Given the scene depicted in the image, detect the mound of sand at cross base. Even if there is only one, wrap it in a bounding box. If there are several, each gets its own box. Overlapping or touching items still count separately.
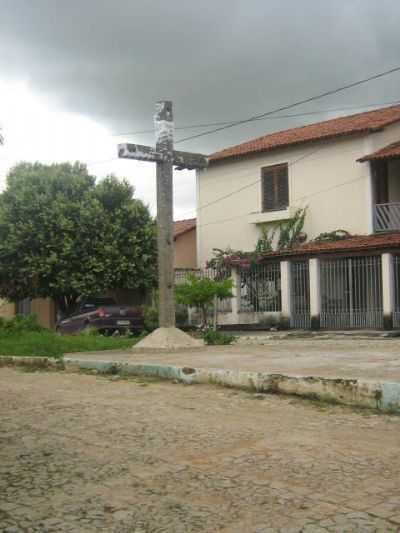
[133,327,204,352]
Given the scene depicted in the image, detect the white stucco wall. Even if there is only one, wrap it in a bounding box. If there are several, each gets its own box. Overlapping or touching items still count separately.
[197,122,400,266]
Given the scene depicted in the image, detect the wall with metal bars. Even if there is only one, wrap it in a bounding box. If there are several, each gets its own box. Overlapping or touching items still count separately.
[238,263,282,313]
[320,256,383,329]
[290,261,311,329]
[175,253,393,330]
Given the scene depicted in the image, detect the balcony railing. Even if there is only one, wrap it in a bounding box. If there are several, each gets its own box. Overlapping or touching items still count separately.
[374,202,400,232]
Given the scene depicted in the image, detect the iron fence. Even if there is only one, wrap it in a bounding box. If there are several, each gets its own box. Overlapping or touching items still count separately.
[174,268,200,285]
[290,261,311,329]
[239,263,281,313]
[320,256,383,329]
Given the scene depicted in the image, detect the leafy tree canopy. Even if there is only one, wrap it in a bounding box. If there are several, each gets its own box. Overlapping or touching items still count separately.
[176,275,233,326]
[0,162,157,314]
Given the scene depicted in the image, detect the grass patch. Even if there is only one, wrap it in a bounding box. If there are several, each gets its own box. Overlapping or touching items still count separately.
[0,330,136,358]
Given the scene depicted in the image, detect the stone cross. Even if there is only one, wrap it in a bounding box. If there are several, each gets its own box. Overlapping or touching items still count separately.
[118,101,208,328]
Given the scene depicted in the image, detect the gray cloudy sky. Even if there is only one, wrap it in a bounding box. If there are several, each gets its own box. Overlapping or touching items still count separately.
[1,0,400,218]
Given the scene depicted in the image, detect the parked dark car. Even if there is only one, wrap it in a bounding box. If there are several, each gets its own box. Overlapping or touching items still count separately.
[56,297,144,335]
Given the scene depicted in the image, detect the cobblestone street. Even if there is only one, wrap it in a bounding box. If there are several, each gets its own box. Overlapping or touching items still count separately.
[1,368,400,533]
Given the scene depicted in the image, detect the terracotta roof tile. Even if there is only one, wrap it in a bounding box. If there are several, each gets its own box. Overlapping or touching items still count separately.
[358,140,400,162]
[268,233,400,259]
[174,218,196,239]
[228,233,400,263]
[210,104,400,163]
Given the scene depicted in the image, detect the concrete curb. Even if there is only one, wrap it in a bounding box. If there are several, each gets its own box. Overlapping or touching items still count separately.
[0,356,62,370]
[2,355,399,413]
[62,358,400,414]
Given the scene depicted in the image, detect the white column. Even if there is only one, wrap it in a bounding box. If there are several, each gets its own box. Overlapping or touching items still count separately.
[230,267,241,323]
[280,261,292,320]
[195,169,202,267]
[382,253,394,329]
[363,137,375,235]
[309,258,321,329]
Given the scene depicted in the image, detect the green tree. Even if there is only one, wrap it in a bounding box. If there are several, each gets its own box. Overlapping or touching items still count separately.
[175,275,233,328]
[0,162,156,315]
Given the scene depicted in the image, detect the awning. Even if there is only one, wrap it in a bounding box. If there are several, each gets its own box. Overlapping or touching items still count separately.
[358,140,400,162]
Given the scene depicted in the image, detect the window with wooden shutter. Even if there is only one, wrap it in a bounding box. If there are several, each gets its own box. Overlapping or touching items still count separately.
[261,163,289,212]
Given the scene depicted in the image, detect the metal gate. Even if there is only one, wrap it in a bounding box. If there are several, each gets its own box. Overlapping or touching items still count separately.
[290,261,311,328]
[393,256,400,328]
[320,256,383,329]
[239,263,281,313]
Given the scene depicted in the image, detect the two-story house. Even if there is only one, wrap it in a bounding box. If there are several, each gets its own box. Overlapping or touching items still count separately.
[196,104,400,330]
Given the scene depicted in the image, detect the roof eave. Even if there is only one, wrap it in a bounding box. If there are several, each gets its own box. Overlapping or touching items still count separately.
[255,241,400,261]
[209,128,380,166]
[174,226,196,240]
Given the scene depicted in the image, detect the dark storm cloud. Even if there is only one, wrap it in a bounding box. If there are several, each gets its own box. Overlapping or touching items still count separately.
[1,0,400,154]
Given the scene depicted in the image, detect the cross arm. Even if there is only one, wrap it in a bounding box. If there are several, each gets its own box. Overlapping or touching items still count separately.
[118,143,163,162]
[118,143,208,170]
[173,150,208,170]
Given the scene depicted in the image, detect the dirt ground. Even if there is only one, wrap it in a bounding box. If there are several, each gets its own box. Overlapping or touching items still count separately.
[1,368,400,532]
[68,336,400,382]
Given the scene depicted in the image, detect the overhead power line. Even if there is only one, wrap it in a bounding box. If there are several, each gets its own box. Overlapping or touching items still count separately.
[71,67,400,221]
[174,65,400,144]
[111,99,400,138]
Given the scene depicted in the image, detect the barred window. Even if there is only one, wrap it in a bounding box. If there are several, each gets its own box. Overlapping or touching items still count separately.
[262,163,289,212]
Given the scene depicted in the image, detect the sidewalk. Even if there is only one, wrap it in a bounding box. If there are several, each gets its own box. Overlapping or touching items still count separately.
[66,336,400,382]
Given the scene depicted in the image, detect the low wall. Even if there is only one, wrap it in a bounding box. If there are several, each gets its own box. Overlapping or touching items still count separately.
[218,311,283,327]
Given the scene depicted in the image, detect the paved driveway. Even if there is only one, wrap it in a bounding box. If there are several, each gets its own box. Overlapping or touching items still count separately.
[1,368,400,532]
[69,336,400,382]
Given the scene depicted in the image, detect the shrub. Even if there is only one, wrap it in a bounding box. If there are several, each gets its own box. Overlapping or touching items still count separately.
[144,306,159,332]
[0,314,45,335]
[201,326,236,345]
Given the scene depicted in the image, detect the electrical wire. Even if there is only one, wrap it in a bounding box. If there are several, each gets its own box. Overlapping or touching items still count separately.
[174,65,400,144]
[111,99,400,138]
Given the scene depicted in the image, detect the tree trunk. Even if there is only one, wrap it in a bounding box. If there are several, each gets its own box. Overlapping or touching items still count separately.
[201,305,208,328]
[213,295,218,331]
[56,294,79,318]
